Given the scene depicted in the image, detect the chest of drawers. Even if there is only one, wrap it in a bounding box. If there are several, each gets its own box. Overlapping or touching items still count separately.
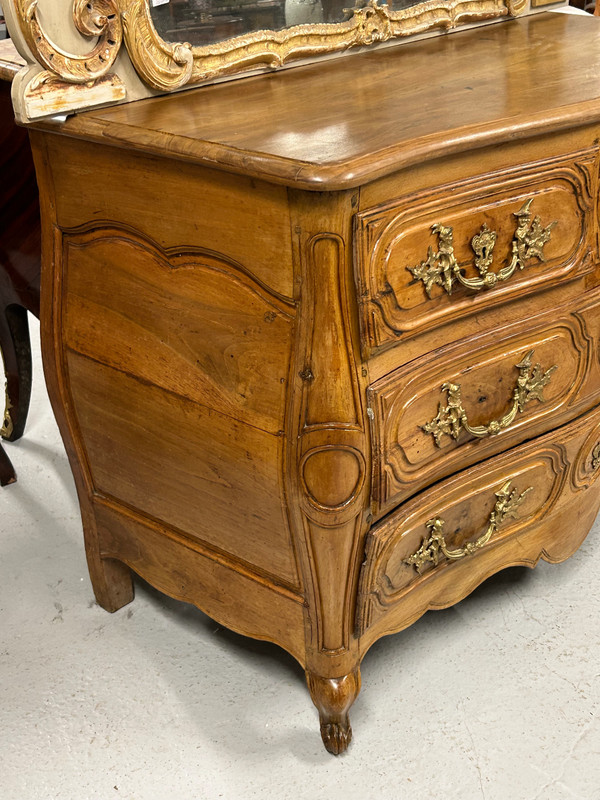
[27,11,600,754]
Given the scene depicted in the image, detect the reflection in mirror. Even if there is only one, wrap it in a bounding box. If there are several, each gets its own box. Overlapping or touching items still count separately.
[150,0,423,48]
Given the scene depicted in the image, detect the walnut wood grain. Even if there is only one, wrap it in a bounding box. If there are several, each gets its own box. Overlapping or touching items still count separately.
[355,149,598,355]
[369,290,600,516]
[357,403,600,646]
[24,10,600,754]
[26,13,600,190]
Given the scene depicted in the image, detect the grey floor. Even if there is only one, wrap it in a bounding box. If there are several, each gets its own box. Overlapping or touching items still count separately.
[1,318,600,800]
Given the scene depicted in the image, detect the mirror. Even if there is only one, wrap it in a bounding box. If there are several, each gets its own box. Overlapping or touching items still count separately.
[4,0,530,122]
[137,0,526,93]
[150,0,424,48]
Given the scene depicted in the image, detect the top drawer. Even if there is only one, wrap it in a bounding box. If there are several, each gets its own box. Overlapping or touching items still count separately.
[354,149,598,357]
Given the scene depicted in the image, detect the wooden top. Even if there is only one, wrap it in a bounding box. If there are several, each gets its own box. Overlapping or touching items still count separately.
[0,39,25,82]
[32,12,600,190]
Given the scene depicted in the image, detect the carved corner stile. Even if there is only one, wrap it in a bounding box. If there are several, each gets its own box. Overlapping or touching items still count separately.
[285,192,370,753]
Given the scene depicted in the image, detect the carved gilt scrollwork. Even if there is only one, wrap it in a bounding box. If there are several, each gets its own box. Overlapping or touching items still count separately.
[407,199,557,298]
[404,480,532,574]
[422,349,557,447]
[14,0,123,83]
[1,391,14,439]
[118,0,522,91]
[7,0,526,111]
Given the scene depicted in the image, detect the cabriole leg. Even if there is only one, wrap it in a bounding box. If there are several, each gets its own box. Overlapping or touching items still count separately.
[306,667,361,755]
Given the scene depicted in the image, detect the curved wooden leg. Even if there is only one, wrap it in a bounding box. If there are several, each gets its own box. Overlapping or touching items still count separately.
[80,500,135,613]
[87,552,134,613]
[1,304,32,443]
[306,667,361,755]
[0,442,16,486]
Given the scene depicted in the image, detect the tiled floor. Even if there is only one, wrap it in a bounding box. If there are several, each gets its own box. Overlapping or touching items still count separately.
[1,319,600,800]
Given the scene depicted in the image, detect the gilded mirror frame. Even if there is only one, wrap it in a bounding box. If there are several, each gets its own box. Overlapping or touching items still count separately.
[119,0,527,90]
[5,0,530,121]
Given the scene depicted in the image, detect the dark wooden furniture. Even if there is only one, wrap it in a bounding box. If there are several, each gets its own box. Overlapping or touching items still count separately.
[0,40,41,485]
[25,11,600,753]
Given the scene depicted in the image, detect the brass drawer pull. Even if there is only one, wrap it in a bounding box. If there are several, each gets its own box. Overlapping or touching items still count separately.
[404,481,532,574]
[407,199,556,298]
[423,349,557,447]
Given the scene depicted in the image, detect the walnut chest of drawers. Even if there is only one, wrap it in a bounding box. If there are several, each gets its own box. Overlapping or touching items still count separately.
[28,11,600,754]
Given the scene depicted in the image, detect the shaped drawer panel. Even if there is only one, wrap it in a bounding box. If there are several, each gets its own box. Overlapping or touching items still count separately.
[369,291,600,517]
[355,149,598,356]
[357,403,600,637]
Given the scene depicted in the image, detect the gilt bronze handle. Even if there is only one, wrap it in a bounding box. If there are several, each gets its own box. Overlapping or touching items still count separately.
[407,199,556,298]
[422,349,557,447]
[404,481,533,574]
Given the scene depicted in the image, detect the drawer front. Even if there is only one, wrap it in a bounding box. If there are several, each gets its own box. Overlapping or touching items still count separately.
[355,149,598,356]
[369,291,600,516]
[357,404,600,637]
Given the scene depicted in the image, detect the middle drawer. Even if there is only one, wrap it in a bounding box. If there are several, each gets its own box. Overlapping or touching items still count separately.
[369,290,600,517]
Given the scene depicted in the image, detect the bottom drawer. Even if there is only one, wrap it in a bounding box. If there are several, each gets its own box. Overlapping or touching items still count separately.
[356,404,600,639]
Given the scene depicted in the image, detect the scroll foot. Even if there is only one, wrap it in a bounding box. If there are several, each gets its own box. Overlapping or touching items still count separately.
[306,667,361,755]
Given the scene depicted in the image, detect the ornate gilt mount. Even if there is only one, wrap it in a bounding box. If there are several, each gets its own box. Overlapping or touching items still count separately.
[423,349,557,447]
[407,199,557,298]
[404,480,532,574]
[1,390,14,439]
[591,443,600,471]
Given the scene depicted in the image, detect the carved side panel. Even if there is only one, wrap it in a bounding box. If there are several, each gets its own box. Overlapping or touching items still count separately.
[60,222,300,587]
[286,195,370,675]
[355,150,598,356]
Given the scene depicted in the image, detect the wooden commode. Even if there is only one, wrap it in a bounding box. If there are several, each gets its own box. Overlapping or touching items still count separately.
[11,10,600,753]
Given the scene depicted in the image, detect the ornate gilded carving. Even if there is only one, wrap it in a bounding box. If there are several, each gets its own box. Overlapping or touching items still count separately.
[404,480,532,573]
[1,390,14,439]
[118,0,520,91]
[13,0,123,83]
[423,349,557,447]
[5,0,529,117]
[407,199,557,298]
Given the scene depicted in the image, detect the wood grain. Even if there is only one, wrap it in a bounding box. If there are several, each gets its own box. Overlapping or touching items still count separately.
[355,148,598,355]
[369,290,600,515]
[358,403,600,645]
[25,10,600,754]
[26,13,600,190]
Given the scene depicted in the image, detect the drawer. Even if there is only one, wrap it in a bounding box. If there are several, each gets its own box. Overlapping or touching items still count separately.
[369,291,600,517]
[354,149,598,357]
[357,403,600,638]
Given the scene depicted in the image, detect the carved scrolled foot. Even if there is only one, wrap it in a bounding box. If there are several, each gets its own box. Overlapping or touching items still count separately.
[306,667,361,755]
